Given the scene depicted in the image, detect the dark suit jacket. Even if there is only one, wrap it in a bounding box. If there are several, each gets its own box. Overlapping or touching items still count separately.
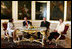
[23,21,32,26]
[40,21,50,29]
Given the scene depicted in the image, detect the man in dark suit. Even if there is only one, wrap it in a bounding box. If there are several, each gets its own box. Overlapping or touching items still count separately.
[40,17,50,29]
[23,17,32,38]
[23,17,32,27]
[37,17,50,39]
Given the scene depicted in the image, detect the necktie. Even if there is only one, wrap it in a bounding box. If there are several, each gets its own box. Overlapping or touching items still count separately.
[26,22,28,26]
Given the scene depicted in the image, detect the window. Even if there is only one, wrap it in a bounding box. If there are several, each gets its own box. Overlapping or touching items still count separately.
[66,1,71,21]
[18,1,31,20]
[50,1,64,20]
[35,2,47,20]
[1,1,12,19]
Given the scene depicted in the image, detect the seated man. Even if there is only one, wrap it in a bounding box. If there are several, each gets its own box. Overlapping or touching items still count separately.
[23,17,32,38]
[48,19,65,44]
[23,17,32,27]
[40,17,50,29]
[37,17,50,39]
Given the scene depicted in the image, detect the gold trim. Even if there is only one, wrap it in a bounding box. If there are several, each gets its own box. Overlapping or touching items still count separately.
[1,19,9,20]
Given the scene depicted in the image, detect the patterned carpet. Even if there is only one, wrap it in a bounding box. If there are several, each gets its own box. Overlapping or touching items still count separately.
[1,37,64,48]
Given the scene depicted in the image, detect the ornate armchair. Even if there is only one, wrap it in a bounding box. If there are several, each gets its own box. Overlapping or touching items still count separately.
[15,29,23,41]
[2,22,10,41]
[54,24,69,47]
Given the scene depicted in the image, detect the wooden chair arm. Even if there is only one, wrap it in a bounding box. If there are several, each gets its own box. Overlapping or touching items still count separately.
[55,34,61,42]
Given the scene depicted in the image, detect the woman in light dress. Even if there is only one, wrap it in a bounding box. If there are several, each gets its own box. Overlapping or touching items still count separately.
[7,19,15,37]
[7,19,23,42]
[7,19,17,42]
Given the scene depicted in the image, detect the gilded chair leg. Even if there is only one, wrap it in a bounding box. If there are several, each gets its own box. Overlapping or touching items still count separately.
[4,35,6,40]
[18,36,20,41]
[4,31,7,39]
[56,43,57,46]
[22,36,24,40]
[55,41,58,47]
[8,37,10,42]
[42,42,44,47]
[7,34,10,42]
[42,35,45,47]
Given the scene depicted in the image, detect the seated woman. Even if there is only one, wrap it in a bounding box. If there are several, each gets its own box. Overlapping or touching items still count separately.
[48,19,65,44]
[7,19,17,42]
[7,19,15,37]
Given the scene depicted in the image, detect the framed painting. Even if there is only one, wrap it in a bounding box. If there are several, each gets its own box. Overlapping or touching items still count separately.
[50,1,64,20]
[1,1,12,19]
[18,1,31,20]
